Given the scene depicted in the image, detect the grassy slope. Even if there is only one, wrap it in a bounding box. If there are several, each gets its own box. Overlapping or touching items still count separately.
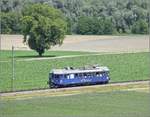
[0,51,149,92]
[0,50,92,61]
[0,91,150,117]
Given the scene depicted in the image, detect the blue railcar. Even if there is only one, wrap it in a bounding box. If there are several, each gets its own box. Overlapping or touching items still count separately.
[48,65,110,88]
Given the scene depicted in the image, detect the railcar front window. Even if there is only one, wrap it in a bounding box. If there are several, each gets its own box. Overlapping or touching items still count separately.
[49,73,52,78]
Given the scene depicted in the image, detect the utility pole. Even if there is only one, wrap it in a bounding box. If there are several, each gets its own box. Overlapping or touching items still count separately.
[0,0,1,51]
[148,0,150,94]
[11,46,15,91]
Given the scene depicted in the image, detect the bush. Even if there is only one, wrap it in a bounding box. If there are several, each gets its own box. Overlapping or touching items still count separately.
[77,17,115,35]
[132,20,148,34]
[1,12,22,34]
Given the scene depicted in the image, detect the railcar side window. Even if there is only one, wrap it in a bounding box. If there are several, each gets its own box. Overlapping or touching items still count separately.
[99,74,102,77]
[87,73,92,77]
[70,74,74,79]
[64,74,68,78]
[92,72,96,77]
[96,72,99,77]
[91,72,96,77]
[65,74,70,79]
[84,73,87,78]
[75,74,78,78]
[54,74,60,78]
[79,73,83,77]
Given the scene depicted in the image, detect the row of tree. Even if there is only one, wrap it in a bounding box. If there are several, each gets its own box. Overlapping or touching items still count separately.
[77,17,115,35]
[1,0,149,35]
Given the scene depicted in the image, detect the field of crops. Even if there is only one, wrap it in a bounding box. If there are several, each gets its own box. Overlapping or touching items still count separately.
[0,91,149,117]
[0,50,149,92]
[1,35,149,52]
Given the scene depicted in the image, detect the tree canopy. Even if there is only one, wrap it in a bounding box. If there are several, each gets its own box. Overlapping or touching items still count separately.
[21,4,67,56]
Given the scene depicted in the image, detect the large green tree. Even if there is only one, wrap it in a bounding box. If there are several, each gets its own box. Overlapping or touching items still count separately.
[21,4,67,56]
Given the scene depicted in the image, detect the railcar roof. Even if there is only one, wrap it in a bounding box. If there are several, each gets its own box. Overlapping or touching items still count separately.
[51,66,109,74]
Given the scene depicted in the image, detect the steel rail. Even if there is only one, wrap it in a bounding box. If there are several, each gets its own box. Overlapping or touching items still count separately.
[0,79,149,94]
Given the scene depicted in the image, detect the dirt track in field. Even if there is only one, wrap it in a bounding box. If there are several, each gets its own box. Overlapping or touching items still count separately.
[1,35,149,53]
[0,80,149,100]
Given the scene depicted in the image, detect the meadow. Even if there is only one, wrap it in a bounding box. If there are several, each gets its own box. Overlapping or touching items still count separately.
[0,50,149,92]
[0,50,92,61]
[0,91,150,117]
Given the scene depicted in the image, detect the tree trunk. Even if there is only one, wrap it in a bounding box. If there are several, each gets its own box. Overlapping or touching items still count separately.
[37,48,44,57]
[39,52,42,57]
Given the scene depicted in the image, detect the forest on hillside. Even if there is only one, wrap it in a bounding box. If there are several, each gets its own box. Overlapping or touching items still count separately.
[1,0,149,35]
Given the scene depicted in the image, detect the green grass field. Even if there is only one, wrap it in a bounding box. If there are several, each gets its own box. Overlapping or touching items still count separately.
[0,91,149,117]
[0,51,149,92]
[0,50,92,61]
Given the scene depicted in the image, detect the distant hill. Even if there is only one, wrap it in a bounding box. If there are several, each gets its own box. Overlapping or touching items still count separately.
[1,0,148,35]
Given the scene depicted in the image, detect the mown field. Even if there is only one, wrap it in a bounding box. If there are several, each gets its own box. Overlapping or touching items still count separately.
[0,50,149,92]
[0,91,150,117]
[0,50,92,61]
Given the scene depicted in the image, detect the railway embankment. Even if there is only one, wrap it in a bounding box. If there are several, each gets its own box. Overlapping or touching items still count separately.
[0,80,149,100]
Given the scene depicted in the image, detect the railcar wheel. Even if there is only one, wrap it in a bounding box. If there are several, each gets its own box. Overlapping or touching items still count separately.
[50,83,56,88]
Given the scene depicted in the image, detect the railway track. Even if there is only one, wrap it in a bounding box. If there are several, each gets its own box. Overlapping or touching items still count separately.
[0,80,149,100]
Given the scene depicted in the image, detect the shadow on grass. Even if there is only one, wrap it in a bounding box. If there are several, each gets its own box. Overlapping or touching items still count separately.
[10,55,57,59]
